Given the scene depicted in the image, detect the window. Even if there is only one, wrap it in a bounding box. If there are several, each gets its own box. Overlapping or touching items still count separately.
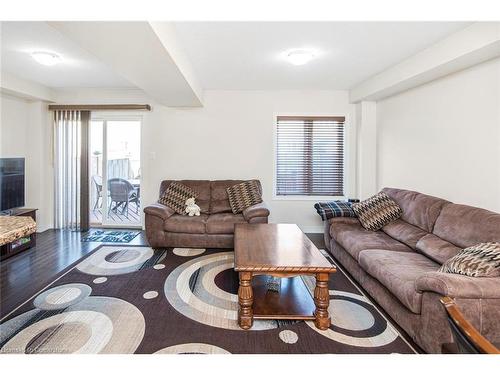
[275,116,345,197]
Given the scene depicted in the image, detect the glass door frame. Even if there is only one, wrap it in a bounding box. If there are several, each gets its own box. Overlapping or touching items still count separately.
[90,112,143,229]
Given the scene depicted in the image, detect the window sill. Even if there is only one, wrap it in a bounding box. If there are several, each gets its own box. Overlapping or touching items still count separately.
[272,195,346,201]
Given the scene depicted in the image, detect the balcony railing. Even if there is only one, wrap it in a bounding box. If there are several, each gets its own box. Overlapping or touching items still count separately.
[90,158,140,225]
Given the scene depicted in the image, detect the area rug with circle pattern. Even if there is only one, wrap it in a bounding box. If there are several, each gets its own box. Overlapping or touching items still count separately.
[0,245,417,354]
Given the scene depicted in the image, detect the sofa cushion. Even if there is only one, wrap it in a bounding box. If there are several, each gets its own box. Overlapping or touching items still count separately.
[432,204,500,248]
[382,188,449,232]
[352,192,402,231]
[358,250,440,313]
[209,180,244,214]
[227,180,263,214]
[160,180,210,214]
[330,219,412,261]
[438,242,500,277]
[382,219,428,250]
[163,214,208,234]
[206,213,246,234]
[415,234,462,265]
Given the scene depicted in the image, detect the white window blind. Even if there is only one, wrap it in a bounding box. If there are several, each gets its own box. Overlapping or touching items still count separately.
[276,116,345,196]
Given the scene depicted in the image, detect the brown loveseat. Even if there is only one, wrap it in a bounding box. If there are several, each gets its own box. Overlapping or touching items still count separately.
[325,187,500,353]
[144,180,270,249]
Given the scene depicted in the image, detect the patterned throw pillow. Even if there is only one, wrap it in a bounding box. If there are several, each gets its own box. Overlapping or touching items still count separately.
[314,201,356,221]
[158,182,199,215]
[227,180,263,214]
[352,192,402,231]
[438,242,500,277]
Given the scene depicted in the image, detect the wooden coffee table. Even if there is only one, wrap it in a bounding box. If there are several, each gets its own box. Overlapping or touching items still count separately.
[234,223,336,330]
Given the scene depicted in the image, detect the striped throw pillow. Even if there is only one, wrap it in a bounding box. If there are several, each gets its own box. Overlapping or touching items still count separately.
[159,182,199,215]
[227,180,263,214]
[439,242,500,277]
[352,192,402,231]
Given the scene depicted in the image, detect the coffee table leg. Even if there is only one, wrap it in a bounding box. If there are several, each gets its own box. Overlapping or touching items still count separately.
[238,271,253,330]
[314,273,331,330]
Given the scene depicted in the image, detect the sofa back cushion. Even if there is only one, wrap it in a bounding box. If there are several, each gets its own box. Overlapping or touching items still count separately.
[432,204,500,248]
[159,180,264,215]
[382,219,428,250]
[382,187,449,232]
[159,180,211,214]
[415,234,462,264]
[209,180,262,214]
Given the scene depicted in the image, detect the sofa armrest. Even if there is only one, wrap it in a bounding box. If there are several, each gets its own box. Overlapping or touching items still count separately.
[327,217,359,225]
[143,203,175,221]
[415,271,500,299]
[242,201,270,222]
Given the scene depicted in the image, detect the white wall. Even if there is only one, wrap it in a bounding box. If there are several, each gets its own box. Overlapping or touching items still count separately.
[0,94,28,153]
[355,101,377,199]
[144,90,355,232]
[9,55,499,236]
[0,94,53,231]
[377,57,500,212]
[57,89,356,232]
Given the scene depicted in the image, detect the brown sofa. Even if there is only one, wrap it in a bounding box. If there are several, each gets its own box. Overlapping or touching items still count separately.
[324,187,500,353]
[144,180,269,249]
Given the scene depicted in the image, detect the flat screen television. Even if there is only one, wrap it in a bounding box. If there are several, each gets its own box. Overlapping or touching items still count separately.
[0,158,25,211]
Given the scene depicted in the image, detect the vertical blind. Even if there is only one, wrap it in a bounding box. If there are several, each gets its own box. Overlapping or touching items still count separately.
[53,110,90,230]
[276,116,345,196]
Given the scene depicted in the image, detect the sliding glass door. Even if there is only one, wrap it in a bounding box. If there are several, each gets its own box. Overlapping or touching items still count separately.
[89,117,142,228]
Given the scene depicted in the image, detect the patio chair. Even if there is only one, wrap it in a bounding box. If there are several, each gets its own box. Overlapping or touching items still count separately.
[108,178,140,218]
[92,175,104,210]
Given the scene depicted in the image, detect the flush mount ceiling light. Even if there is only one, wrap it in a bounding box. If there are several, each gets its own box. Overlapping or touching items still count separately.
[285,49,316,66]
[31,51,61,66]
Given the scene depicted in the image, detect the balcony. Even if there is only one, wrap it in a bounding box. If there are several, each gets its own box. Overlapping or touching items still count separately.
[90,157,141,226]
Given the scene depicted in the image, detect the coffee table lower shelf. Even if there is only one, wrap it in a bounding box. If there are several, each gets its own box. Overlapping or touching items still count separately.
[251,275,316,320]
[237,272,333,330]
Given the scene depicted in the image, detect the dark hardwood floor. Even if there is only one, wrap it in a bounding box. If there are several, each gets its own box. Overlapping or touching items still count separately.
[0,229,323,319]
[0,229,148,318]
[306,232,325,249]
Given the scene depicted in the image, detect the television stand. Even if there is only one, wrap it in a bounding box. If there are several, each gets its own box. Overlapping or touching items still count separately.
[0,208,37,260]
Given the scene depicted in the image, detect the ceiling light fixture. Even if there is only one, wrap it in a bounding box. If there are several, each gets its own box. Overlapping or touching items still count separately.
[31,51,61,66]
[285,49,315,66]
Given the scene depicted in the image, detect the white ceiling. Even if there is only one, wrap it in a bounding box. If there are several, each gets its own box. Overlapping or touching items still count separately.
[1,21,471,91]
[173,22,471,90]
[1,22,134,88]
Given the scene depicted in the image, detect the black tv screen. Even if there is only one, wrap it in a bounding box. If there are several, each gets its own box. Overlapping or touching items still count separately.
[0,158,25,211]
